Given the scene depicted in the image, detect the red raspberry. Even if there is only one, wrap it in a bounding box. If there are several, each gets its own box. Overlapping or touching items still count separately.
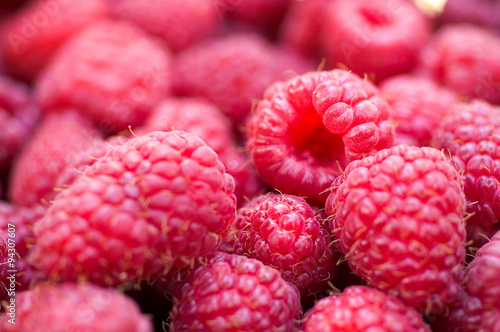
[448,231,500,331]
[0,0,108,80]
[223,193,336,295]
[138,98,264,206]
[0,282,154,331]
[35,19,173,133]
[170,252,301,332]
[419,24,500,105]
[433,100,500,229]
[8,110,102,207]
[0,75,39,171]
[31,130,236,286]
[326,145,467,313]
[319,0,431,82]
[173,32,315,126]
[247,69,394,204]
[379,74,458,147]
[303,286,431,331]
[220,0,290,29]
[437,0,500,31]
[109,0,220,52]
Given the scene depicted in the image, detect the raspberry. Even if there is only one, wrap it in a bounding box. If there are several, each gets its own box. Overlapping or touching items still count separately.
[326,144,467,313]
[0,75,39,171]
[31,130,236,286]
[170,252,301,332]
[8,110,102,207]
[419,24,500,105]
[379,74,458,147]
[138,97,264,206]
[0,282,154,332]
[247,69,394,203]
[448,231,500,331]
[0,0,108,80]
[437,0,500,31]
[223,193,336,295]
[173,32,314,126]
[319,0,431,82]
[303,286,431,331]
[35,19,173,133]
[109,0,220,52]
[432,100,500,229]
[220,0,290,29]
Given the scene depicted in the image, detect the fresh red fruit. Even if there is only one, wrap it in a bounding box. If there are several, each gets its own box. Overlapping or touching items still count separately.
[32,130,236,286]
[247,69,394,204]
[379,74,458,147]
[35,19,173,133]
[173,32,315,126]
[8,110,102,207]
[319,0,431,82]
[437,0,500,31]
[223,193,336,295]
[221,0,290,29]
[0,0,108,80]
[303,286,431,331]
[138,97,264,206]
[170,252,301,332]
[326,144,467,313]
[0,282,154,332]
[109,0,219,52]
[419,24,500,105]
[433,100,500,230]
[0,75,38,171]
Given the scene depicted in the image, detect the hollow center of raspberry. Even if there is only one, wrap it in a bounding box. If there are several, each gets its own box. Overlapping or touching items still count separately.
[360,8,391,26]
[288,108,345,165]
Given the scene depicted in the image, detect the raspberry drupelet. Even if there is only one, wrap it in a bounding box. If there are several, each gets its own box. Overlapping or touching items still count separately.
[246,69,394,204]
[326,144,467,313]
[169,252,301,332]
[223,193,336,295]
[303,286,431,331]
[31,131,236,286]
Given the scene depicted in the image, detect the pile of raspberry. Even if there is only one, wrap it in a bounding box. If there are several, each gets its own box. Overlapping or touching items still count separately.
[0,0,499,331]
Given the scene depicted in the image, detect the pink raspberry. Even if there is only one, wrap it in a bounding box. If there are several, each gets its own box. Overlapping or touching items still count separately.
[247,69,394,203]
[303,286,431,331]
[379,74,458,147]
[138,98,263,206]
[0,282,154,332]
[319,0,431,82]
[448,231,500,331]
[223,193,336,295]
[32,131,236,286]
[0,0,108,80]
[170,252,301,332]
[8,110,102,207]
[0,75,39,171]
[173,32,315,126]
[326,145,467,313]
[109,0,220,52]
[433,100,500,230]
[419,24,500,105]
[35,19,173,133]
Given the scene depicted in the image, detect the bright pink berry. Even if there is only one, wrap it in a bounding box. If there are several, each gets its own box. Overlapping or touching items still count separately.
[326,144,467,313]
[247,69,394,203]
[0,0,108,80]
[0,282,154,332]
[35,19,173,133]
[138,98,264,206]
[319,0,431,82]
[223,193,336,295]
[170,252,301,332]
[109,0,220,51]
[379,74,458,147]
[303,286,431,331]
[419,24,500,105]
[8,110,102,207]
[433,100,500,229]
[32,130,236,286]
